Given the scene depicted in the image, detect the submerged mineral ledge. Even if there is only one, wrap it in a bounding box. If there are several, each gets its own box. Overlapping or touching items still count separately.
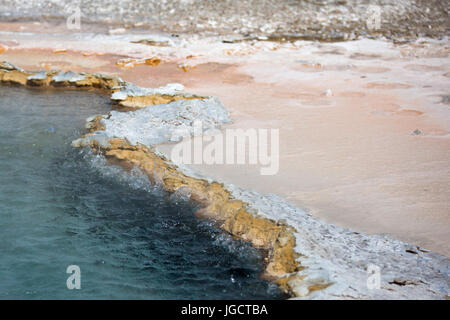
[1,62,449,299]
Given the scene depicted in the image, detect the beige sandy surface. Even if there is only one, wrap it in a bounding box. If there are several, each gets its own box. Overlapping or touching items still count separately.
[1,24,449,257]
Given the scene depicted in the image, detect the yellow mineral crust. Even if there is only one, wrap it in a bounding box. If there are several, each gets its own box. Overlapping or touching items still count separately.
[0,61,315,298]
[86,138,303,289]
[0,62,32,85]
[0,62,206,109]
[0,63,122,90]
[115,94,203,109]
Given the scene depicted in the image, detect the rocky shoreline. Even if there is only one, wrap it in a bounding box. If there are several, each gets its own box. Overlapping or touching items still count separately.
[1,61,448,299]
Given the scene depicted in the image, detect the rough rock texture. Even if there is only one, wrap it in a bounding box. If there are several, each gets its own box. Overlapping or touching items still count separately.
[0,0,448,40]
[0,62,31,85]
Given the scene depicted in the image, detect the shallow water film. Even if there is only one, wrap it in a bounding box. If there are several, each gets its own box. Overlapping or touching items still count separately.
[0,86,285,299]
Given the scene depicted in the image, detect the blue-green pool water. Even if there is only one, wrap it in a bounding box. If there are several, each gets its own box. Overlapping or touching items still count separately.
[0,86,285,299]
